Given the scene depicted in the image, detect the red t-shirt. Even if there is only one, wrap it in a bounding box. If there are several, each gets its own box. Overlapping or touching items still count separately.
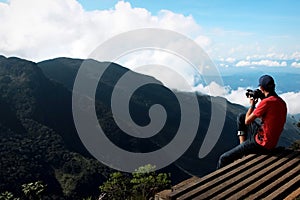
[253,95,287,149]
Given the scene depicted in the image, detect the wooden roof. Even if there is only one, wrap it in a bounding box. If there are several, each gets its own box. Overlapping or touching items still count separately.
[155,149,300,200]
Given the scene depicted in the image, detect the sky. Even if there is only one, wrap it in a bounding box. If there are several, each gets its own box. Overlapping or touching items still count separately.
[0,0,300,114]
[76,0,300,59]
[0,0,299,62]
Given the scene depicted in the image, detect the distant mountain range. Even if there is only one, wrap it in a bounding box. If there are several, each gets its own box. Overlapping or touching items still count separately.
[202,65,300,93]
[0,55,299,198]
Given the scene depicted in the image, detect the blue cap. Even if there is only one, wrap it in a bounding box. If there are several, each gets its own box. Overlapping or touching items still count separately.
[258,75,275,90]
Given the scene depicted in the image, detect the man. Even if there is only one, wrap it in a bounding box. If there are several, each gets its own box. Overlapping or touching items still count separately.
[217,75,287,169]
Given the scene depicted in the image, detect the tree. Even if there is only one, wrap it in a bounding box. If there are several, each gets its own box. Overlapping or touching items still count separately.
[131,164,171,200]
[99,165,171,200]
[99,172,131,200]
[0,191,20,200]
[21,181,46,200]
[291,140,300,150]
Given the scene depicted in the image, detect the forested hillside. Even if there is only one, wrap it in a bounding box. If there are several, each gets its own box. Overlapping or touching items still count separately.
[0,55,299,199]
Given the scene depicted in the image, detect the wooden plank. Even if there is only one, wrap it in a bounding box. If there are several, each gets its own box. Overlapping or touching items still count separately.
[228,153,300,200]
[159,149,300,200]
[245,158,300,199]
[178,150,293,200]
[264,173,300,199]
[168,154,259,199]
[155,190,172,200]
[284,187,300,200]
[172,176,199,192]
[176,154,276,200]
[208,151,295,200]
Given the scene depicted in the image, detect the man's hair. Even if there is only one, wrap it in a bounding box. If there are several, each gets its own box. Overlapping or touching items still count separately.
[259,75,275,92]
[262,84,275,92]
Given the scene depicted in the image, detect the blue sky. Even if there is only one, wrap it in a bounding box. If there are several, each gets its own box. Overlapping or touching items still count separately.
[73,0,300,60]
[0,0,300,113]
[77,0,300,36]
[0,0,299,61]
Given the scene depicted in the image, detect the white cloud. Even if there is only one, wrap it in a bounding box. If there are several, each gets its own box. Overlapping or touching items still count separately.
[194,83,250,107]
[236,60,251,67]
[225,57,236,63]
[218,63,229,68]
[252,60,287,67]
[224,87,250,107]
[265,53,288,60]
[1,0,298,68]
[0,0,86,60]
[193,82,230,97]
[280,92,300,115]
[118,49,195,91]
[194,35,211,48]
[134,64,192,91]
[0,0,207,62]
[244,52,300,61]
[193,82,300,115]
[291,62,300,68]
[236,59,287,67]
[291,52,300,61]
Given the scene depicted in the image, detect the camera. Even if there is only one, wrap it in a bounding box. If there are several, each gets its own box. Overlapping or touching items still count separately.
[245,89,265,100]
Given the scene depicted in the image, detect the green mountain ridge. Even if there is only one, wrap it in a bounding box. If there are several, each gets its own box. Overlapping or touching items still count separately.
[0,55,299,198]
[0,56,110,199]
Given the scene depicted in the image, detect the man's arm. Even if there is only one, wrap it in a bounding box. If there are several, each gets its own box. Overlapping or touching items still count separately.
[245,98,257,125]
[238,99,257,144]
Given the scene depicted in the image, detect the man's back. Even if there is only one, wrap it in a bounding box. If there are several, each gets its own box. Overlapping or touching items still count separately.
[253,95,287,149]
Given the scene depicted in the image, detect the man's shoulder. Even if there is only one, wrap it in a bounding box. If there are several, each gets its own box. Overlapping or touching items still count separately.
[265,95,287,111]
[273,95,286,105]
[259,95,286,109]
[264,95,285,103]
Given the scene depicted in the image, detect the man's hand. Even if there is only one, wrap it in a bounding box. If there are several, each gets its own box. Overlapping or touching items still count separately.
[245,98,258,125]
[249,98,258,107]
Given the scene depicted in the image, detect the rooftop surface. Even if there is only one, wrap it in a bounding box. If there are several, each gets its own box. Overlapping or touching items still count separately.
[156,149,300,200]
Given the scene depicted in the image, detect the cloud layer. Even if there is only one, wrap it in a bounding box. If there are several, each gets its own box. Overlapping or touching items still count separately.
[194,82,300,115]
[0,0,208,61]
[1,0,299,115]
[236,60,287,67]
[1,0,300,68]
[291,62,300,68]
[2,0,299,64]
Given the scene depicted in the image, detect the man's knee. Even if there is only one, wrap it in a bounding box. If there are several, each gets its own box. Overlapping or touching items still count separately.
[237,113,247,134]
[217,153,230,169]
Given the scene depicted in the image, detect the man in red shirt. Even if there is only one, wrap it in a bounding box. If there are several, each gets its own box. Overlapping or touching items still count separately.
[217,75,287,169]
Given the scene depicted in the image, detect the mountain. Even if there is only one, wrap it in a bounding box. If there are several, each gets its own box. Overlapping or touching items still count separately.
[39,58,247,171]
[38,57,300,174]
[0,56,111,199]
[212,66,300,93]
[0,55,299,198]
